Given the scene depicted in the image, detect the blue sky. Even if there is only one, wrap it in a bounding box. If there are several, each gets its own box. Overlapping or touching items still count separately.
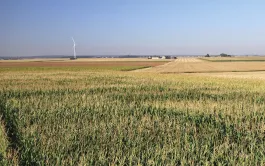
[1,0,265,57]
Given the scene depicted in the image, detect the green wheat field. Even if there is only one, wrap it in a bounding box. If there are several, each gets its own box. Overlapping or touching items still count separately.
[1,64,265,165]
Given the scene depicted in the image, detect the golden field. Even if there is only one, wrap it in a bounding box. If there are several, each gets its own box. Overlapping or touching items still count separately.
[201,56,265,62]
[0,58,171,63]
[137,57,265,74]
[1,57,265,165]
[0,58,169,69]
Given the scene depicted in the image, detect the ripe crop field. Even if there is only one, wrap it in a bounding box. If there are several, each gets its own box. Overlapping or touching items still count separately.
[201,56,265,62]
[190,71,265,80]
[0,58,171,63]
[139,57,265,73]
[1,59,265,165]
[0,58,168,71]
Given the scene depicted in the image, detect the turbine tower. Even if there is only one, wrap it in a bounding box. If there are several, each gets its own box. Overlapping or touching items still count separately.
[72,37,77,59]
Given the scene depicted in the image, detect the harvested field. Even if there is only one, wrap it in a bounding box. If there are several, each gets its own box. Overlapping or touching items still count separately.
[173,57,204,62]
[201,56,265,62]
[136,57,265,73]
[0,58,171,63]
[0,60,168,68]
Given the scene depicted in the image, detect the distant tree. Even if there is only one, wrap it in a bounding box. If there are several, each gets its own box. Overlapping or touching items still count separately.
[220,53,231,57]
[205,54,210,57]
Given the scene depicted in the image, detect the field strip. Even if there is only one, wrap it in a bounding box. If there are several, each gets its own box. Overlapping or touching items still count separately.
[134,59,176,71]
[135,58,265,73]
[0,58,171,63]
[201,56,265,62]
[0,60,169,68]
[187,71,265,80]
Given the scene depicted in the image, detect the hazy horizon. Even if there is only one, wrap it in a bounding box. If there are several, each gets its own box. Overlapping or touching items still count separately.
[2,0,265,57]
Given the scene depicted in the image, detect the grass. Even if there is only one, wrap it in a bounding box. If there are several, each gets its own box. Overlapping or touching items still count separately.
[0,66,265,165]
[0,116,8,162]
[0,115,18,165]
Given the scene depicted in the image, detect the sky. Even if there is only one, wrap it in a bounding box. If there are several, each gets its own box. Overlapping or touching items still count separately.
[1,0,265,57]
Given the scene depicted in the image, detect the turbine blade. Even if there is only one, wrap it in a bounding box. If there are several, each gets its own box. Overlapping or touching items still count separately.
[71,37,75,44]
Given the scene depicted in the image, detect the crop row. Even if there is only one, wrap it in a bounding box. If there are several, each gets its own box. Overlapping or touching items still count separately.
[0,69,265,165]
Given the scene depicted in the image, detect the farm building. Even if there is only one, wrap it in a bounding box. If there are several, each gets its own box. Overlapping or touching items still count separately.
[148,56,176,59]
[148,56,160,59]
[165,56,177,59]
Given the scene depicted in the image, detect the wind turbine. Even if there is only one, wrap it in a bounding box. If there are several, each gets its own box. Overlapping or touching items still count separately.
[71,37,77,59]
